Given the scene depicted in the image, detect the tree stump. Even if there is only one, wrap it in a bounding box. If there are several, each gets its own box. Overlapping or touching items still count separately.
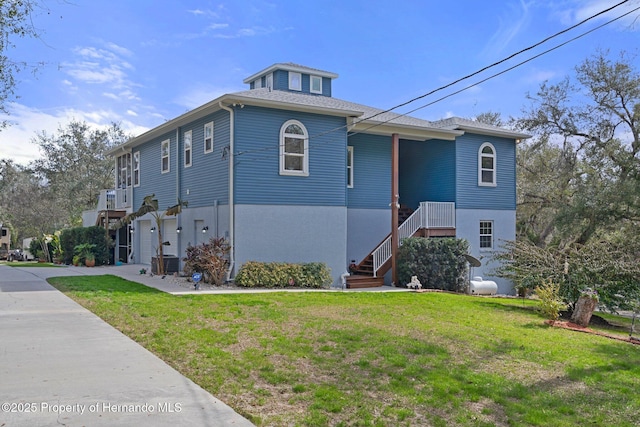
[571,296,598,327]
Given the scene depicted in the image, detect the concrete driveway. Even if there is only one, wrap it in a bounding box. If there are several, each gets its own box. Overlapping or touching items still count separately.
[0,265,254,426]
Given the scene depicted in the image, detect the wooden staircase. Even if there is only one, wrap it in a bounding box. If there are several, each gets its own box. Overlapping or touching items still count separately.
[95,210,127,229]
[346,207,413,289]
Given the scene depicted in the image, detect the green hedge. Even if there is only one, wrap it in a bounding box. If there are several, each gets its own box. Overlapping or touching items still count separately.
[398,237,469,292]
[59,226,110,265]
[235,261,332,288]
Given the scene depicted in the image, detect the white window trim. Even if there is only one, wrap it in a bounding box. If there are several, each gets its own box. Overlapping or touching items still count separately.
[279,119,309,176]
[204,122,214,154]
[478,142,497,187]
[266,73,273,89]
[289,72,302,91]
[310,75,322,94]
[161,139,170,174]
[254,78,262,89]
[347,146,354,188]
[479,220,494,250]
[184,130,192,167]
[133,151,140,187]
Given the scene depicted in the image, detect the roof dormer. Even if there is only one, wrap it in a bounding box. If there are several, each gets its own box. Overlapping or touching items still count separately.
[243,63,338,97]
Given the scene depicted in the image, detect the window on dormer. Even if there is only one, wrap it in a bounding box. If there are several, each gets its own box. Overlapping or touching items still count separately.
[254,78,262,89]
[310,75,322,94]
[289,72,301,91]
[265,73,273,89]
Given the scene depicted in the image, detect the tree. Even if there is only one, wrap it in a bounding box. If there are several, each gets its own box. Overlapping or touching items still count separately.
[0,0,40,127]
[115,195,188,275]
[32,120,130,226]
[516,50,640,247]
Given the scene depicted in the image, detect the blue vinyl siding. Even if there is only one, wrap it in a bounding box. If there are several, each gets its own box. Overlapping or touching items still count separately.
[399,139,455,209]
[455,134,516,210]
[270,70,332,96]
[234,105,347,206]
[178,110,230,207]
[347,133,391,209]
[133,131,178,211]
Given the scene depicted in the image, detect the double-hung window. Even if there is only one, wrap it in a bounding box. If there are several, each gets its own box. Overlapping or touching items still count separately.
[478,142,496,186]
[133,151,140,186]
[280,120,308,176]
[204,122,214,153]
[184,130,192,167]
[479,221,493,249]
[161,139,170,173]
[347,146,354,188]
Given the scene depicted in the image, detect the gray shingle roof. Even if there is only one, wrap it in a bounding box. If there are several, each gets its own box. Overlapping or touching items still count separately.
[431,117,530,139]
[229,88,437,128]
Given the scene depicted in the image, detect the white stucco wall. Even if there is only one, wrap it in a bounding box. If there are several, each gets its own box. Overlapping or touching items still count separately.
[346,208,391,265]
[234,204,348,287]
[456,208,516,295]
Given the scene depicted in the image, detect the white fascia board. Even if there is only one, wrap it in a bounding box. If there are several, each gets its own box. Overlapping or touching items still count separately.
[350,121,463,141]
[454,125,531,140]
[243,64,339,84]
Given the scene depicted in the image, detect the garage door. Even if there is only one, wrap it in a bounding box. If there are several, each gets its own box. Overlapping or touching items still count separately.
[139,220,152,264]
[163,218,177,256]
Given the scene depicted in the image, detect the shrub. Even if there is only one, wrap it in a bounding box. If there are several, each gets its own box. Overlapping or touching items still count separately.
[397,237,469,292]
[183,237,231,286]
[59,226,110,265]
[535,280,567,321]
[235,261,332,288]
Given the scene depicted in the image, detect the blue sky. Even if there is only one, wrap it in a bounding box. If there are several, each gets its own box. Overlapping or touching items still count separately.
[1,0,639,165]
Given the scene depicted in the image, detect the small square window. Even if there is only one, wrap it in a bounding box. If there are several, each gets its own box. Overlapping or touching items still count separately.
[310,75,322,94]
[289,72,301,91]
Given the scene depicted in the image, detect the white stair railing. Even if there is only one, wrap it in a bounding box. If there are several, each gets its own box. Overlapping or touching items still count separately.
[370,202,456,277]
[97,188,132,211]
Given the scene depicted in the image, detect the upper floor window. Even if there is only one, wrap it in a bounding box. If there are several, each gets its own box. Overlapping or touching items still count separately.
[479,220,493,249]
[184,130,192,167]
[161,139,170,173]
[478,142,496,186]
[265,73,273,89]
[289,72,302,91]
[310,75,322,94]
[204,122,214,153]
[347,146,354,188]
[280,120,308,176]
[133,151,140,187]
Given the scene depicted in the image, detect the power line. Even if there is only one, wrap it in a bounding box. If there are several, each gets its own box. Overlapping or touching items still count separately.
[234,0,637,164]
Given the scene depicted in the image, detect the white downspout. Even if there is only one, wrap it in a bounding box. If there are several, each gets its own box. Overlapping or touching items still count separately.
[219,102,235,281]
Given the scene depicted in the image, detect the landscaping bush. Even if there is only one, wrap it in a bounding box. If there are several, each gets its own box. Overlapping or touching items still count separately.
[59,226,110,265]
[535,280,567,321]
[183,237,231,286]
[235,261,332,288]
[397,237,469,292]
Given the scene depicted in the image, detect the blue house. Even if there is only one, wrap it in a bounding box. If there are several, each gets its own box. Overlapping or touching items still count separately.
[90,63,528,293]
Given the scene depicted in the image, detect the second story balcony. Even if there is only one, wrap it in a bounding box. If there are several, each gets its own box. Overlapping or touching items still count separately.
[96,188,132,211]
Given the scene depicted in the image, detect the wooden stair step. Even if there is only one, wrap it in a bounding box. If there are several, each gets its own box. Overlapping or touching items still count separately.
[346,275,385,289]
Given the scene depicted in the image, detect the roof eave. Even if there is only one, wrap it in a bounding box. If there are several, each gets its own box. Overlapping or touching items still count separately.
[226,94,364,118]
[243,64,339,84]
[351,121,463,141]
[453,125,531,140]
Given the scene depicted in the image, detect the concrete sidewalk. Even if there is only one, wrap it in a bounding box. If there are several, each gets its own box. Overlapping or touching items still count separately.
[0,264,254,427]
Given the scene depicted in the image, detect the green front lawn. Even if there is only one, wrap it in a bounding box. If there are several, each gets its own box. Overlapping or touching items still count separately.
[49,275,640,426]
[2,261,59,267]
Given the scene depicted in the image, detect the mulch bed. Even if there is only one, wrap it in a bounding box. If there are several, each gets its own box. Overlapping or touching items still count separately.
[545,319,640,345]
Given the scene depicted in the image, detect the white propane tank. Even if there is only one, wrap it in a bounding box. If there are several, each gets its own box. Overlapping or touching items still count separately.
[469,276,498,295]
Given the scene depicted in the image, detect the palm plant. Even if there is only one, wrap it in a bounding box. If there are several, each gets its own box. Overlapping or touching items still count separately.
[113,194,187,275]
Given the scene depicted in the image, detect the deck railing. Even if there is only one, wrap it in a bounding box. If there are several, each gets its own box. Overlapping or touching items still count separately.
[371,202,455,277]
[97,188,132,211]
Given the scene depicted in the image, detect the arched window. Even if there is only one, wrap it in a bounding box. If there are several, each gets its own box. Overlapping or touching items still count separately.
[280,120,309,176]
[478,142,496,186]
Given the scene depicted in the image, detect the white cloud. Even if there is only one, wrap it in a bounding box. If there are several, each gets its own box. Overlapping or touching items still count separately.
[173,84,243,110]
[482,0,533,57]
[554,0,640,29]
[0,103,149,166]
